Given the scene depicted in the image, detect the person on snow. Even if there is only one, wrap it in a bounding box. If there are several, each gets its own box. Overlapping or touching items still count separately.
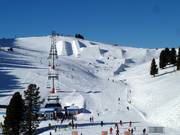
[116,128,119,135]
[92,116,94,122]
[131,128,134,134]
[109,127,113,134]
[100,121,104,127]
[119,120,123,126]
[89,117,92,122]
[129,121,132,127]
[143,128,146,135]
[115,123,118,129]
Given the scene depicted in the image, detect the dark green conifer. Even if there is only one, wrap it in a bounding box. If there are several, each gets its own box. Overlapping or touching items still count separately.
[23,84,41,135]
[177,48,180,70]
[150,58,158,77]
[3,92,25,135]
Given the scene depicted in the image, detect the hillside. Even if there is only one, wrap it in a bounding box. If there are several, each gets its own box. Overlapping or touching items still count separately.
[0,36,180,134]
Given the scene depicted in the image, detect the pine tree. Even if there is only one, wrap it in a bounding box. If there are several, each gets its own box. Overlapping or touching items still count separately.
[150,58,158,77]
[164,48,170,65]
[23,84,41,135]
[159,50,166,69]
[177,48,180,70]
[170,48,177,65]
[3,92,25,135]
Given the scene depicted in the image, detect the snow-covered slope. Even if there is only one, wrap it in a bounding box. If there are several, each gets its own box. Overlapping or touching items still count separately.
[120,61,180,129]
[0,36,180,134]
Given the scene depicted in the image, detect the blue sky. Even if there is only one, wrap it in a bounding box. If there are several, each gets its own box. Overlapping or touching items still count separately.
[0,0,180,48]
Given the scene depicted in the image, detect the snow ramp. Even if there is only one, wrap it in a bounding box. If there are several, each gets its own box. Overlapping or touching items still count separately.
[56,41,73,56]
[56,40,82,57]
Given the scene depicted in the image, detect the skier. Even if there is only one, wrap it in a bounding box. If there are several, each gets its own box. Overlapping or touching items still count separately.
[115,123,118,129]
[109,127,113,134]
[116,128,119,135]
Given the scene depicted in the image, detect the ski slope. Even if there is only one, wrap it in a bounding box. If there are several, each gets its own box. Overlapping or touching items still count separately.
[0,36,180,134]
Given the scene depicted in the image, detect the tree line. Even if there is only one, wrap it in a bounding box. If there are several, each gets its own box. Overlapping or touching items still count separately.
[2,84,41,135]
[150,47,180,77]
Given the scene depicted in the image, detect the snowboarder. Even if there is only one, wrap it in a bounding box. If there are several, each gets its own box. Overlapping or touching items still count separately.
[109,127,113,134]
[127,106,129,110]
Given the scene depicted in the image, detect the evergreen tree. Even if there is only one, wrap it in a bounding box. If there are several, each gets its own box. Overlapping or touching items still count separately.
[75,33,84,39]
[177,48,180,70]
[164,48,170,65]
[170,48,177,65]
[3,92,25,135]
[150,58,158,77]
[159,50,166,69]
[23,84,41,135]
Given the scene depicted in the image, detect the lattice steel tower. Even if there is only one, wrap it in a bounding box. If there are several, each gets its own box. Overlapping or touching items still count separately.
[48,31,59,94]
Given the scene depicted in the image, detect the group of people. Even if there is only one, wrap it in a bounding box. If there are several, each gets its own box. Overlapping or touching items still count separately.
[100,120,135,135]
[109,120,133,135]
[108,120,147,135]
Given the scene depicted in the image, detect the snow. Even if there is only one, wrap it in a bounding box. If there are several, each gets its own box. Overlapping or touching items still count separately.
[0,36,180,134]
[62,92,85,108]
